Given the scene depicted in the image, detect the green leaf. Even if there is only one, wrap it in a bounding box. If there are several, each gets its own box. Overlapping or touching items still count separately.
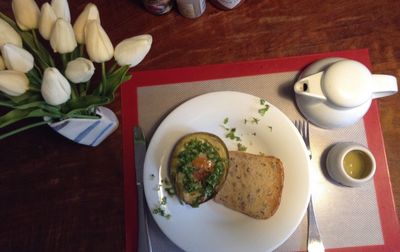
[12,101,46,110]
[5,91,42,105]
[26,68,42,89]
[0,120,49,140]
[0,108,57,128]
[103,65,131,100]
[0,99,15,109]
[62,95,110,115]
[38,103,63,115]
[107,63,118,75]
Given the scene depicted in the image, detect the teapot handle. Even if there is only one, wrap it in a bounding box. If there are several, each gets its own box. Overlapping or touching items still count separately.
[371,74,398,99]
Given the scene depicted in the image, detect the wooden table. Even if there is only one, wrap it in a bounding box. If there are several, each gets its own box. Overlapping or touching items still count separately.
[0,0,399,251]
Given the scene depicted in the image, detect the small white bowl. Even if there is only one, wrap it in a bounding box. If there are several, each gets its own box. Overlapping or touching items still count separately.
[326,142,376,187]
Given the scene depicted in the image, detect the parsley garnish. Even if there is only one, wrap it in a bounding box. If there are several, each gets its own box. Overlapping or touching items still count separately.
[225,128,241,141]
[162,178,175,196]
[251,117,260,124]
[258,104,270,116]
[237,143,247,151]
[258,99,270,116]
[152,196,171,219]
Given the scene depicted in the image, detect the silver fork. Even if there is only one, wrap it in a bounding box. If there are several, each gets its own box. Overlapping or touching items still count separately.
[294,120,325,252]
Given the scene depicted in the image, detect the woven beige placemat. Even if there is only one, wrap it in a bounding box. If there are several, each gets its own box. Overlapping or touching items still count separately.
[138,71,383,251]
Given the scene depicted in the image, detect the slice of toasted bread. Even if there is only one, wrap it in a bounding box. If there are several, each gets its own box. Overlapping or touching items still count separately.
[214,151,284,219]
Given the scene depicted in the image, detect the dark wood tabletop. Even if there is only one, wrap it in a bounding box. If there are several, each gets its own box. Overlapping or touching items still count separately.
[1,0,399,251]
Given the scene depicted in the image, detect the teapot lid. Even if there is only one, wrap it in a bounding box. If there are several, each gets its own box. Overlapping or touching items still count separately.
[323,60,372,108]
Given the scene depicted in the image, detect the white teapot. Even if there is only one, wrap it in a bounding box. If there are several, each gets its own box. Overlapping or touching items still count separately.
[294,58,398,128]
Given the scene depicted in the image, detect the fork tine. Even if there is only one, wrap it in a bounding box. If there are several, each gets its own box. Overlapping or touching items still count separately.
[295,120,300,132]
[294,119,312,159]
[304,120,312,159]
[303,120,307,143]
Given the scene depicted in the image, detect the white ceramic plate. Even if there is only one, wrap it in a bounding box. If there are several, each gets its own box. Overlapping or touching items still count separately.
[143,91,310,252]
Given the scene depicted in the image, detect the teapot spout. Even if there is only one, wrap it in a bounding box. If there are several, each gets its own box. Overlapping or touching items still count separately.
[294,72,327,101]
[371,74,398,99]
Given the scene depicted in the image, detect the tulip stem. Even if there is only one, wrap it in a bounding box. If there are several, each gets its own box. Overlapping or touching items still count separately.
[0,120,49,140]
[70,84,78,100]
[31,30,39,49]
[29,86,40,92]
[100,62,107,95]
[79,44,84,57]
[34,64,43,78]
[82,81,90,96]
[61,54,68,71]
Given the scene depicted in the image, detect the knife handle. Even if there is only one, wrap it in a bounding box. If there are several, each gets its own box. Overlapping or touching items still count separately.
[137,185,151,252]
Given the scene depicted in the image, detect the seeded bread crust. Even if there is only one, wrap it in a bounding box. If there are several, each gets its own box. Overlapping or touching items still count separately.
[214,151,284,219]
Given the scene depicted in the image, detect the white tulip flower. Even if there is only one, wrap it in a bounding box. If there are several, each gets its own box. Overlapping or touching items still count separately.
[41,67,71,106]
[0,56,5,70]
[51,0,71,23]
[114,34,153,67]
[11,0,40,31]
[65,57,95,83]
[0,70,29,96]
[84,20,113,63]
[1,43,34,73]
[0,18,23,47]
[50,18,77,54]
[39,3,57,40]
[73,3,100,44]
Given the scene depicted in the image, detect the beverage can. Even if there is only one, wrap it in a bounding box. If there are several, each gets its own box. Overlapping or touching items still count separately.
[210,0,245,10]
[176,0,206,18]
[142,0,173,15]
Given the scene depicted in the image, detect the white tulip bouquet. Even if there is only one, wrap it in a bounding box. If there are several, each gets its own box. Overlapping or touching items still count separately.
[0,0,152,139]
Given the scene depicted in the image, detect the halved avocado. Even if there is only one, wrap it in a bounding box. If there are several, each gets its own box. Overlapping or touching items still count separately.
[169,132,229,207]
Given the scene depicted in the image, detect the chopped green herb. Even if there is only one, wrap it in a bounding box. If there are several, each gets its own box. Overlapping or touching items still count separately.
[237,143,247,151]
[251,117,260,124]
[161,196,167,205]
[258,104,270,116]
[152,196,171,219]
[152,206,171,219]
[244,117,261,124]
[267,125,273,132]
[162,178,175,196]
[260,99,266,105]
[165,187,175,196]
[223,117,229,124]
[220,125,229,131]
[225,128,241,141]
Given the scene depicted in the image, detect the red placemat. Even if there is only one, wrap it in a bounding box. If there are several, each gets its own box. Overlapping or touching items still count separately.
[121,49,400,252]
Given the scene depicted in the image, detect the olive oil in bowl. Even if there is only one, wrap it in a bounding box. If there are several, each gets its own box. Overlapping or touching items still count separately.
[343,150,372,179]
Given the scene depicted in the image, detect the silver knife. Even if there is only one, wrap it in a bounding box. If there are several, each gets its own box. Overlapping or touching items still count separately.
[134,126,152,252]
